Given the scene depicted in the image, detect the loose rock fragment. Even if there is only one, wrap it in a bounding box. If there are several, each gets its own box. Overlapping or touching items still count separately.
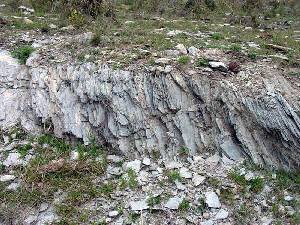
[205,191,221,208]
[164,197,184,210]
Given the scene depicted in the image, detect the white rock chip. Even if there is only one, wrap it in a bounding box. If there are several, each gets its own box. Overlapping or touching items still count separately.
[6,182,20,191]
[108,210,119,217]
[208,61,228,72]
[70,151,79,161]
[142,157,151,166]
[176,44,188,54]
[192,174,206,186]
[0,174,16,182]
[179,167,192,179]
[214,209,229,220]
[200,220,214,225]
[126,159,141,173]
[205,191,221,208]
[245,172,255,181]
[3,152,23,167]
[284,195,294,201]
[129,200,149,211]
[188,46,199,56]
[164,197,183,210]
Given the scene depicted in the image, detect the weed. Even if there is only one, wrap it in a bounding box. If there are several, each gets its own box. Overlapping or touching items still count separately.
[211,32,224,40]
[196,197,206,214]
[178,55,191,65]
[249,177,264,193]
[220,187,234,203]
[195,57,209,67]
[167,170,181,183]
[179,199,190,212]
[127,168,138,189]
[248,51,257,60]
[99,182,114,196]
[207,177,221,188]
[12,46,34,64]
[37,134,70,154]
[178,146,189,156]
[69,9,85,28]
[18,144,32,158]
[230,44,242,52]
[147,195,161,208]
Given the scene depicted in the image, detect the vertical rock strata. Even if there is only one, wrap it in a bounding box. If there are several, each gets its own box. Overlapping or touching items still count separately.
[1,51,300,169]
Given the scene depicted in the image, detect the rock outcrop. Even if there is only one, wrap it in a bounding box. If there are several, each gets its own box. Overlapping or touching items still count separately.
[1,50,300,169]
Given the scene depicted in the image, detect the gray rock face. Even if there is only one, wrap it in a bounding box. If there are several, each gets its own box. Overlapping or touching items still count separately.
[1,51,300,169]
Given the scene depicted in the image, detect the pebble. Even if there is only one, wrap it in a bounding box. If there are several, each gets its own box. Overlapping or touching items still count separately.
[126,159,141,173]
[6,182,20,191]
[108,210,119,217]
[200,220,214,225]
[176,44,187,54]
[192,174,206,186]
[284,195,294,201]
[142,157,151,166]
[129,200,149,211]
[164,197,184,210]
[205,191,221,208]
[214,209,229,220]
[3,152,23,167]
[179,167,192,179]
[0,174,16,182]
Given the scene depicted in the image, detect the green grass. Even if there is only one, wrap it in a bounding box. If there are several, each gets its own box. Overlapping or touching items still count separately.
[11,45,35,64]
[119,168,138,190]
[211,32,224,40]
[17,143,32,158]
[147,195,161,208]
[195,57,209,67]
[167,170,182,183]
[229,169,264,193]
[178,55,191,65]
[179,199,190,212]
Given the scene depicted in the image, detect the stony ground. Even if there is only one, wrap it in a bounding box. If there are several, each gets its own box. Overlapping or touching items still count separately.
[0,127,299,225]
[0,2,300,225]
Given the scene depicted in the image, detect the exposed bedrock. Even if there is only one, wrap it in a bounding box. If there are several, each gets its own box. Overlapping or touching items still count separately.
[1,50,300,169]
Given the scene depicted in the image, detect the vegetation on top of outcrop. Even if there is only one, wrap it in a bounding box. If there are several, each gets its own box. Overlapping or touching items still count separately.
[11,45,34,64]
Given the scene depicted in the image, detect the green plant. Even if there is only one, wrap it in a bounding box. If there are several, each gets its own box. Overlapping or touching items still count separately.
[211,32,223,40]
[167,170,181,183]
[178,55,191,65]
[196,197,206,214]
[147,195,161,207]
[179,199,190,212]
[69,9,86,28]
[12,46,34,64]
[230,44,242,52]
[178,146,189,156]
[99,182,114,195]
[249,177,264,193]
[248,51,257,60]
[196,57,209,67]
[18,144,32,158]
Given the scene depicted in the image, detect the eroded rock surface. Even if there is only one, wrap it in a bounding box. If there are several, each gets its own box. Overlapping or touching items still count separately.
[1,50,300,169]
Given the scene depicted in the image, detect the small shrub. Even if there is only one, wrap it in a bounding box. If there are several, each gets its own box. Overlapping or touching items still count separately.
[178,55,191,65]
[12,46,34,64]
[18,144,32,158]
[230,44,242,52]
[178,146,189,156]
[196,197,206,214]
[196,57,209,67]
[147,195,161,207]
[68,9,86,28]
[211,32,223,40]
[167,170,181,183]
[90,33,101,46]
[248,51,257,60]
[179,199,190,212]
[249,177,264,193]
